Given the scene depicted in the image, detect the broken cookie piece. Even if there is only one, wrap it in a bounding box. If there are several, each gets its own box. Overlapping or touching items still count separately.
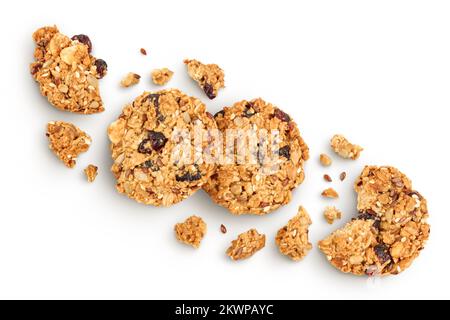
[323,206,342,224]
[275,206,312,261]
[226,229,265,261]
[46,121,91,168]
[30,25,107,114]
[319,166,430,276]
[184,59,224,99]
[120,72,141,87]
[151,68,173,85]
[174,215,207,248]
[330,134,363,160]
[84,164,98,182]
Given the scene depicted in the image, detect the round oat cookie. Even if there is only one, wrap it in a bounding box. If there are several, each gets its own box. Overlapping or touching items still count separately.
[319,166,430,276]
[108,89,217,206]
[203,98,309,215]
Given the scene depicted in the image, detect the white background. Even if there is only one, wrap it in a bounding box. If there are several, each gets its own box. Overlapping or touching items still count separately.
[0,0,449,300]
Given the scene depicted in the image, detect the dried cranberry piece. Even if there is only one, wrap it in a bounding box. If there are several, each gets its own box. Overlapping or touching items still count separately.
[356,211,381,230]
[374,244,392,264]
[176,169,202,182]
[30,63,42,75]
[71,34,92,53]
[138,139,152,154]
[278,146,291,159]
[243,103,257,118]
[273,108,291,122]
[141,160,159,172]
[203,83,216,99]
[148,131,167,151]
[94,59,108,79]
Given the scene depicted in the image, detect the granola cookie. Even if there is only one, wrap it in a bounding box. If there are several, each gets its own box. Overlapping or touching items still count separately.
[319,166,430,276]
[226,229,266,260]
[174,215,207,248]
[275,206,312,261]
[184,59,224,99]
[203,99,309,215]
[30,26,107,114]
[108,89,217,206]
[46,121,91,168]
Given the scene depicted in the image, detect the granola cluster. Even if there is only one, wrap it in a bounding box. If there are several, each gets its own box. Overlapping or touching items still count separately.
[152,68,173,86]
[30,26,107,114]
[330,134,363,160]
[184,59,225,99]
[174,215,207,248]
[323,206,342,224]
[226,229,266,260]
[203,98,309,215]
[108,89,218,206]
[319,166,430,276]
[46,121,91,168]
[275,206,312,261]
[121,72,141,87]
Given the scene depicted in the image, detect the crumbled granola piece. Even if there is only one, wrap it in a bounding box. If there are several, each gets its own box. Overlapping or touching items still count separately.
[184,59,225,99]
[330,134,363,160]
[320,153,332,166]
[84,164,98,182]
[323,206,342,224]
[151,68,173,86]
[275,206,312,261]
[30,25,106,114]
[121,73,141,87]
[319,166,430,276]
[322,188,339,199]
[46,121,91,168]
[108,89,218,206]
[340,171,347,181]
[324,174,332,182]
[174,215,207,248]
[226,229,265,260]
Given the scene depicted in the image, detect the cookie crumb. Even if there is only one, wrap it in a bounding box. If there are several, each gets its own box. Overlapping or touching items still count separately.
[324,174,332,182]
[120,72,141,87]
[322,188,339,199]
[320,153,332,166]
[84,164,98,182]
[340,171,347,181]
[140,48,147,55]
[323,206,342,224]
[226,229,265,260]
[46,121,91,168]
[275,206,312,261]
[330,134,363,160]
[151,68,173,86]
[174,215,207,248]
[184,59,225,99]
[220,224,227,234]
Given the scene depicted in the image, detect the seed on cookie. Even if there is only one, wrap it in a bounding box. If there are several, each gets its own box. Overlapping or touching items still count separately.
[319,165,430,276]
[184,59,225,99]
[275,206,312,261]
[121,72,141,87]
[174,215,207,248]
[84,164,98,182]
[203,98,309,215]
[151,68,173,86]
[226,229,265,261]
[321,188,339,199]
[320,153,332,166]
[46,121,91,168]
[30,26,107,114]
[323,206,342,224]
[108,89,218,206]
[330,134,363,160]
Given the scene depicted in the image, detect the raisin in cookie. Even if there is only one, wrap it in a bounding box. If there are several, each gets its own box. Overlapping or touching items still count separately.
[319,166,430,276]
[203,98,309,215]
[108,89,217,206]
[184,59,224,99]
[30,26,107,114]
